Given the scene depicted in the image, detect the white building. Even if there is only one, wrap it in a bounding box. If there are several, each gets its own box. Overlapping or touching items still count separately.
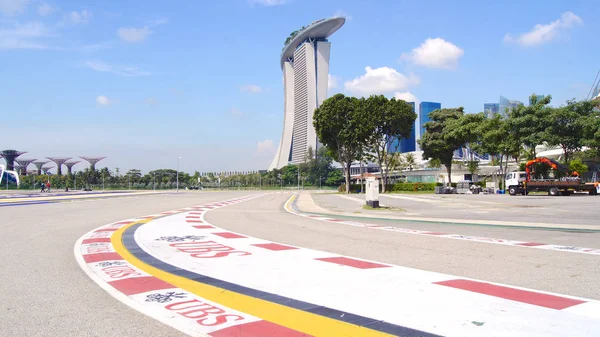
[269,17,346,170]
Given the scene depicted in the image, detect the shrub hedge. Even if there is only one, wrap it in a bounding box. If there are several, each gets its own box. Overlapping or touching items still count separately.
[338,182,437,193]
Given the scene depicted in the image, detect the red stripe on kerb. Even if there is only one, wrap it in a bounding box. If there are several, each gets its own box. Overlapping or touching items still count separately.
[83,252,123,263]
[188,212,203,215]
[82,238,111,244]
[213,232,247,239]
[108,276,173,296]
[94,228,118,232]
[253,243,298,251]
[193,225,215,229]
[186,215,201,219]
[186,220,204,223]
[435,279,585,310]
[515,242,546,247]
[210,320,311,337]
[315,257,391,269]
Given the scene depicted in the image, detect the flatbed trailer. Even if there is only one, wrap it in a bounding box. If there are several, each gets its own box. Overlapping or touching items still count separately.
[509,180,598,196]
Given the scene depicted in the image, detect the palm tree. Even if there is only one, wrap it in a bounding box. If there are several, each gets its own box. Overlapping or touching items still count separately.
[404,153,417,171]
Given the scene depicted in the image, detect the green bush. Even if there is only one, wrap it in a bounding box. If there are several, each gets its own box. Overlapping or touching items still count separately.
[389,182,436,192]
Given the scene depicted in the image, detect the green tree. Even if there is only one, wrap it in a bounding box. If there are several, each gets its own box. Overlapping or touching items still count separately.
[325,169,344,185]
[569,159,588,174]
[507,93,552,159]
[418,107,477,185]
[403,153,417,170]
[313,94,371,193]
[364,95,416,192]
[545,99,596,164]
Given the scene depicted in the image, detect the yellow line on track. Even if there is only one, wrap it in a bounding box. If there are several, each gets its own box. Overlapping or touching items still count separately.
[111,219,395,337]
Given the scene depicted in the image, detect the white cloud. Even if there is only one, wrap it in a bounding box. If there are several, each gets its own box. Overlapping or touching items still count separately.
[344,66,419,96]
[328,74,339,90]
[66,9,91,24]
[394,91,417,103]
[256,140,275,155]
[117,26,152,43]
[96,96,110,106]
[0,0,30,16]
[249,0,286,6]
[240,84,264,93]
[230,107,243,117]
[333,10,352,20]
[401,38,464,70]
[504,11,583,47]
[38,3,54,16]
[84,60,150,77]
[0,21,50,49]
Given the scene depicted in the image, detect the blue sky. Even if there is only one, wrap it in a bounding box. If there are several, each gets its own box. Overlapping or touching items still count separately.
[1,0,597,173]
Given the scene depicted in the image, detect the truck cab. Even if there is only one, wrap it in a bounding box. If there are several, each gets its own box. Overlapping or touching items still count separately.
[506,171,527,195]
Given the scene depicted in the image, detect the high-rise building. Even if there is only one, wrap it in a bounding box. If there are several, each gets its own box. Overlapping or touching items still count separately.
[499,95,523,116]
[269,17,345,170]
[483,103,499,118]
[529,94,545,106]
[419,102,441,141]
[388,102,416,153]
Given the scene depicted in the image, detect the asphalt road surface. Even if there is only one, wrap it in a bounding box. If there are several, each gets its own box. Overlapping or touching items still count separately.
[3,190,599,337]
[0,191,255,337]
[312,192,600,226]
[207,193,600,300]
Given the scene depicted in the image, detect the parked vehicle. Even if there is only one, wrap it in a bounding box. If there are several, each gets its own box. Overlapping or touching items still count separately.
[507,157,598,196]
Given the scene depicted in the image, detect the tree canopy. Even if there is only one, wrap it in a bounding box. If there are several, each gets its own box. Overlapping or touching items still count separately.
[364,95,416,192]
[313,93,371,193]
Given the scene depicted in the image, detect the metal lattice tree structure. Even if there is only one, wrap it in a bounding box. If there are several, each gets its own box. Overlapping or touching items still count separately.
[80,157,106,186]
[33,161,50,175]
[46,157,72,176]
[42,165,54,175]
[64,161,81,175]
[80,156,106,171]
[15,158,37,176]
[1,150,27,171]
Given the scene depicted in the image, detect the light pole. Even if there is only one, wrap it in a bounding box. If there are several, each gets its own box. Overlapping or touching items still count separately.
[176,156,182,193]
[102,173,105,190]
[153,172,156,191]
[74,171,77,190]
[297,166,300,190]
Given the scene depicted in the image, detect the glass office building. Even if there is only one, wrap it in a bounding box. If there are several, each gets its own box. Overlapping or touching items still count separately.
[483,103,499,118]
[419,101,441,140]
[499,95,523,116]
[388,102,416,153]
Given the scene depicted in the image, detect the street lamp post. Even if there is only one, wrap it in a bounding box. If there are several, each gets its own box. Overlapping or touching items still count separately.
[176,157,182,193]
[74,171,77,190]
[153,172,156,191]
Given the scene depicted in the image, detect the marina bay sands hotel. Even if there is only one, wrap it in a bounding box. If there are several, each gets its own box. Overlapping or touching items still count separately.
[269,17,346,170]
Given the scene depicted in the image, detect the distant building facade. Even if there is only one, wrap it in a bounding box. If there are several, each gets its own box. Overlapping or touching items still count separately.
[419,101,441,143]
[388,102,416,153]
[483,103,499,118]
[269,17,346,170]
[499,95,523,116]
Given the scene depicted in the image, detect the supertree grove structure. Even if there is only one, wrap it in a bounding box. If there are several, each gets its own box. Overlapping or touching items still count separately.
[15,158,37,176]
[1,150,26,171]
[80,156,106,171]
[46,157,72,176]
[32,161,50,175]
[64,160,81,175]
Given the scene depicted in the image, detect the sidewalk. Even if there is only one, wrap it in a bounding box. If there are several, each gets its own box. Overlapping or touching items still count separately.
[295,192,600,231]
